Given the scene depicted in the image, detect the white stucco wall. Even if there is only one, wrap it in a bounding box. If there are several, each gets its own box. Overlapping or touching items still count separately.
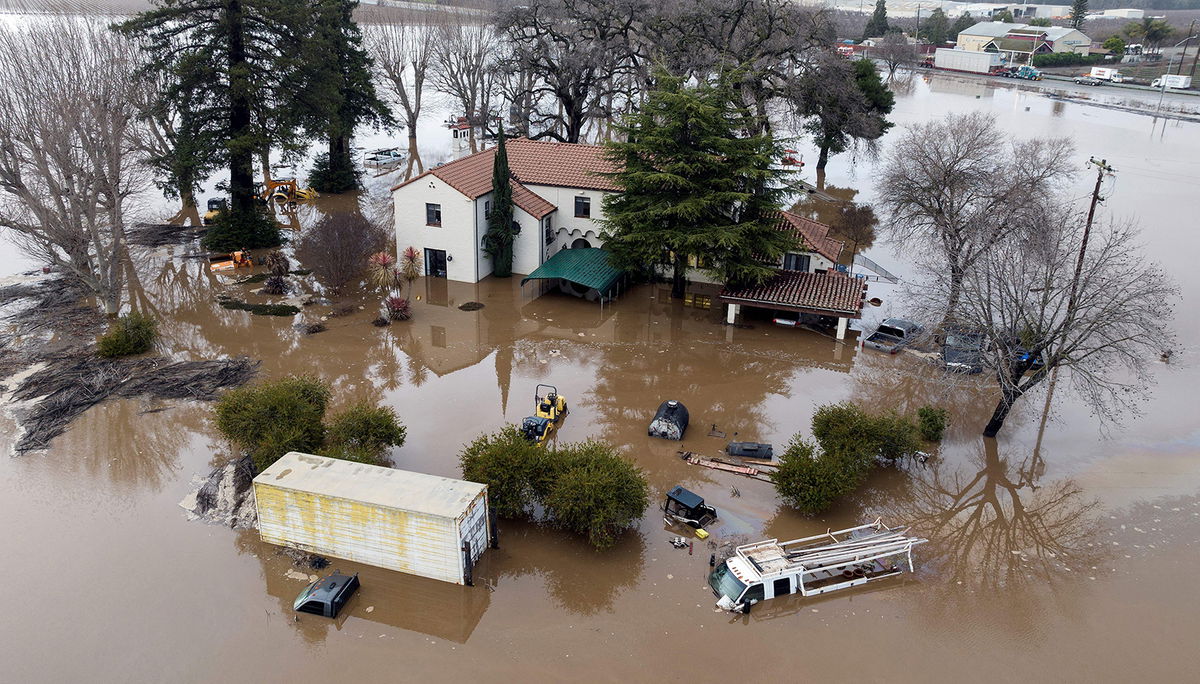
[393,176,479,282]
[524,184,611,245]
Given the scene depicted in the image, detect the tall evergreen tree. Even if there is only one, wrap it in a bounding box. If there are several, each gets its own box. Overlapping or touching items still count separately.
[300,0,391,193]
[601,72,799,299]
[800,56,894,170]
[118,0,307,251]
[924,8,950,46]
[1069,0,1088,30]
[951,13,975,38]
[482,127,515,278]
[863,0,889,40]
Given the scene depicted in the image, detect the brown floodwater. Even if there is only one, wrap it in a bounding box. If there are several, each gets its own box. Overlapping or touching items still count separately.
[2,71,1200,682]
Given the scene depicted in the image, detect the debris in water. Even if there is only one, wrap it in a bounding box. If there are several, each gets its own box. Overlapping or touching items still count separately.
[458,301,485,311]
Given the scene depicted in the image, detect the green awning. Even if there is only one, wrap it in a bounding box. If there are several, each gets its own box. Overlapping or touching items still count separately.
[520,248,624,293]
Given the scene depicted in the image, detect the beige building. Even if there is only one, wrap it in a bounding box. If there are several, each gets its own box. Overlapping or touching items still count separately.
[957,21,1091,60]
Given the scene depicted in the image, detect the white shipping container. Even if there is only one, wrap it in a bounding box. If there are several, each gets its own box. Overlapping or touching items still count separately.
[934,48,1001,74]
[1090,67,1123,82]
[254,452,491,585]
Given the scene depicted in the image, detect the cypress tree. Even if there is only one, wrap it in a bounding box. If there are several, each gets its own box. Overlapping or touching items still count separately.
[1069,0,1088,30]
[482,127,515,278]
[863,0,889,40]
[601,71,799,298]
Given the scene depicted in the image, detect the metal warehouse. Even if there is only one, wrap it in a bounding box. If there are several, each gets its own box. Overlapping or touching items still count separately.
[254,452,493,585]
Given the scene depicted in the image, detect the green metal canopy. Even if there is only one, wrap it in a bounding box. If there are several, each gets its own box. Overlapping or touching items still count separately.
[520,248,624,294]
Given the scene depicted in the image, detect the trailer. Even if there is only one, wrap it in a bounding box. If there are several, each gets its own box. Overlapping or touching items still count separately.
[253,452,494,585]
[933,48,1002,75]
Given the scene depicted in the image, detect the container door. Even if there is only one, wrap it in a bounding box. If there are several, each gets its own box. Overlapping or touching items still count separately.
[458,493,489,566]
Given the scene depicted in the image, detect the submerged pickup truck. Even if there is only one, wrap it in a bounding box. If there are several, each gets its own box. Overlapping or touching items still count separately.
[861,318,924,354]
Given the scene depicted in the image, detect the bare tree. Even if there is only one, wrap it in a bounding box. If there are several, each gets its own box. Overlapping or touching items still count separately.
[0,20,146,316]
[367,14,434,176]
[294,211,388,295]
[947,209,1177,437]
[431,18,499,153]
[873,32,915,78]
[497,0,647,143]
[831,202,877,268]
[879,112,1076,326]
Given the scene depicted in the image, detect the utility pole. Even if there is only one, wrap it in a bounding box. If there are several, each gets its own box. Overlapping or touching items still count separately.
[1189,19,1200,78]
[1067,157,1116,316]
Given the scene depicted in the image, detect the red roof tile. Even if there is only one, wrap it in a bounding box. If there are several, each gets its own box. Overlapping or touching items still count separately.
[719,271,866,317]
[776,211,844,264]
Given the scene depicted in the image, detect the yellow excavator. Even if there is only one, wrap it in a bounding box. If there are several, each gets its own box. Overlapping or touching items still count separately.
[256,179,318,207]
[202,197,227,225]
[519,384,568,446]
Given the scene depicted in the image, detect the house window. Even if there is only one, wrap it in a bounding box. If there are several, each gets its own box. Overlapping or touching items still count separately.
[683,293,712,310]
[783,253,811,272]
[574,196,591,218]
[484,200,491,215]
[425,203,442,226]
[543,218,554,246]
[686,254,711,269]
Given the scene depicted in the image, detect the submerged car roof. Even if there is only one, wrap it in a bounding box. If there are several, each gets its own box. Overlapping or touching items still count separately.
[667,485,705,509]
[880,318,922,331]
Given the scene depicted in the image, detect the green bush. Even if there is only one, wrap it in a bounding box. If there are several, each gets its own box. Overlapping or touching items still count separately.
[770,438,869,515]
[459,426,543,517]
[541,441,649,549]
[811,402,921,462]
[202,207,281,252]
[1031,52,1106,68]
[917,405,949,442]
[458,431,648,549]
[322,402,407,465]
[308,152,361,194]
[96,311,157,357]
[214,375,331,473]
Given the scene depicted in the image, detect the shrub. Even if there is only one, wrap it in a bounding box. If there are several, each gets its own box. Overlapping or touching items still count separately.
[261,275,288,295]
[385,296,411,321]
[323,402,407,465]
[295,213,387,294]
[214,375,331,473]
[770,438,869,515]
[458,431,648,549]
[541,441,649,549]
[917,405,949,442]
[811,401,920,461]
[1031,52,1106,68]
[218,299,300,316]
[459,426,543,517]
[97,311,157,357]
[202,207,280,252]
[308,152,361,194]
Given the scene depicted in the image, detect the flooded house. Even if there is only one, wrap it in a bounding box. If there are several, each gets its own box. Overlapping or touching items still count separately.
[391,139,867,335]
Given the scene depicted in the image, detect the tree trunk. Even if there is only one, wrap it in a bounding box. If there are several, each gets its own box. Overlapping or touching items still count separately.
[983,386,1023,437]
[259,148,272,185]
[941,262,965,329]
[816,142,831,170]
[227,0,255,219]
[408,132,422,174]
[671,253,687,299]
[328,134,355,191]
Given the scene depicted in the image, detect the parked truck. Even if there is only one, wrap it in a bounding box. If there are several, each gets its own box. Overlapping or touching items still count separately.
[1152,74,1192,90]
[1000,65,1043,80]
[254,452,494,585]
[933,48,1003,74]
[1090,67,1124,83]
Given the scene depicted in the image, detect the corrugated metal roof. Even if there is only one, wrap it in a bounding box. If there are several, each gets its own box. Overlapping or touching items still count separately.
[960,21,1024,38]
[255,452,486,520]
[520,247,623,293]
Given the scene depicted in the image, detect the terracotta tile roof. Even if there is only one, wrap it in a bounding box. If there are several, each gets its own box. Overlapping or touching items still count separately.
[719,271,866,317]
[776,211,844,264]
[390,139,618,219]
[509,179,556,219]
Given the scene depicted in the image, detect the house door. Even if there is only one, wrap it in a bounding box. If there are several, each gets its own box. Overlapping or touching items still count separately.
[425,248,447,278]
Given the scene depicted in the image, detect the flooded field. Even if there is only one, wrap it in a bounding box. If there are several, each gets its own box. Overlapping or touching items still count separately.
[2,66,1200,682]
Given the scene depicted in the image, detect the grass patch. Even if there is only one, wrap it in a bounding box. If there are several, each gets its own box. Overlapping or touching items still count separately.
[219,299,300,316]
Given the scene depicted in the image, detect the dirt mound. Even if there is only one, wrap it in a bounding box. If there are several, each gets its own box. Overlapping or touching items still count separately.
[180,454,258,529]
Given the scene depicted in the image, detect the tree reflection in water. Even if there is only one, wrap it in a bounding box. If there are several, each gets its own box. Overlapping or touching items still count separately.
[877,438,1106,590]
